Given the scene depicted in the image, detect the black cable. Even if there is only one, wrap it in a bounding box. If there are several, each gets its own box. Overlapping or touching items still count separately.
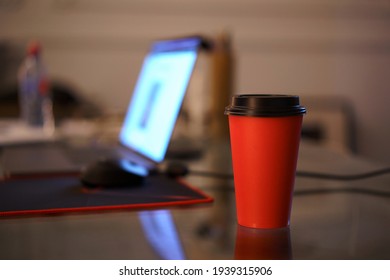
[187,167,390,181]
[164,162,390,198]
[200,185,390,197]
[296,168,390,181]
[294,188,390,197]
[188,170,234,179]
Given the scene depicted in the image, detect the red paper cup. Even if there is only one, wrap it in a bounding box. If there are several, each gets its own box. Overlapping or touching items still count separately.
[225,94,306,229]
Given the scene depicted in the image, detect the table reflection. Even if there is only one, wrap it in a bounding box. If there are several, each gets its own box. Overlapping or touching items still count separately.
[138,210,185,260]
[234,226,292,260]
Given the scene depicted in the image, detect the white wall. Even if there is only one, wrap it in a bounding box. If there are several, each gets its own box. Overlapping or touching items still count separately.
[1,0,389,164]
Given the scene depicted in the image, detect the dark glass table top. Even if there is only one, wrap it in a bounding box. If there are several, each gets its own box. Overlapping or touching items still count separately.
[0,141,389,260]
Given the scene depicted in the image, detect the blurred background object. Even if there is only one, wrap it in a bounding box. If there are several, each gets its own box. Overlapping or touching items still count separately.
[17,40,55,136]
[300,94,357,154]
[0,41,101,122]
[0,0,389,163]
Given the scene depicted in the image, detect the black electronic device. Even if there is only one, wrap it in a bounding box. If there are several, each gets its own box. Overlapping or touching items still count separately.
[79,35,206,188]
[80,158,145,188]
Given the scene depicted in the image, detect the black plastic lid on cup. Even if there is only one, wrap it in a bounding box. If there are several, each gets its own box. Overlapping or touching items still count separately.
[224,94,306,117]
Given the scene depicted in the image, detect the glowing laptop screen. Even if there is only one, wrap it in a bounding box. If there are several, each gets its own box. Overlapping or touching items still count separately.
[119,38,199,162]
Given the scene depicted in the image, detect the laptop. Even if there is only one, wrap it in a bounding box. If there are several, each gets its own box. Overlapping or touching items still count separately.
[0,35,209,179]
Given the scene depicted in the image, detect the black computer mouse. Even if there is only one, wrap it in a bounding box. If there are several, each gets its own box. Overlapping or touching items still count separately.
[80,158,146,188]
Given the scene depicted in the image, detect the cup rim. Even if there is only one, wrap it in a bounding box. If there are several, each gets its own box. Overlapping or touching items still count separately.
[224,94,306,117]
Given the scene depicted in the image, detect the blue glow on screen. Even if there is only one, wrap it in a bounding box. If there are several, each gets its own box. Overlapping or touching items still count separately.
[118,159,148,177]
[119,50,197,162]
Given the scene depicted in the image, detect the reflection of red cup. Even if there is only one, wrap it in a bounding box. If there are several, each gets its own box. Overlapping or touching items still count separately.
[225,94,306,229]
[234,225,292,260]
